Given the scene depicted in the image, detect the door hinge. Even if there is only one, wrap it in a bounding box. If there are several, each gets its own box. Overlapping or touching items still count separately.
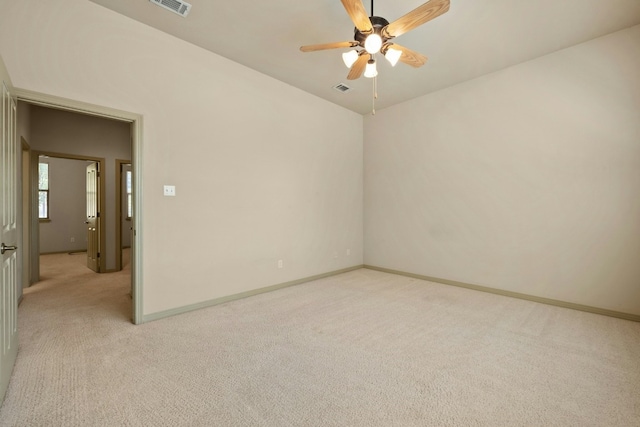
[97,212,100,218]
[97,252,101,258]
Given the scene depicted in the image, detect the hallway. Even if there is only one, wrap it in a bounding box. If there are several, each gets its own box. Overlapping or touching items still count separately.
[24,250,132,322]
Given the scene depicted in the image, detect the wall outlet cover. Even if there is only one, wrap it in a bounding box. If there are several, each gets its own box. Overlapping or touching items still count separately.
[163,185,176,196]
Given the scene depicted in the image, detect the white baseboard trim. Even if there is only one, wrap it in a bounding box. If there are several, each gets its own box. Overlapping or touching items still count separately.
[142,265,365,323]
[364,265,640,323]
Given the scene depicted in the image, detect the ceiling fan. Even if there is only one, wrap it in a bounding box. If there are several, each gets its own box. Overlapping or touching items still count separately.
[300,0,450,80]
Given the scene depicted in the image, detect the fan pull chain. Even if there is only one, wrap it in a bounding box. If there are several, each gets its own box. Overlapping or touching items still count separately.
[372,75,377,115]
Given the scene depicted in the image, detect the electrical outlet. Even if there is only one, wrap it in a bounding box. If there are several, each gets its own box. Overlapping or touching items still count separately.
[278,259,283,269]
[70,237,75,243]
[163,185,176,196]
[347,249,351,256]
[333,252,338,259]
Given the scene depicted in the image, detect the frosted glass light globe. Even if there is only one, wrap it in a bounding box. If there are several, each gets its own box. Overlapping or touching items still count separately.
[384,48,402,66]
[342,50,359,68]
[364,34,382,54]
[364,59,378,78]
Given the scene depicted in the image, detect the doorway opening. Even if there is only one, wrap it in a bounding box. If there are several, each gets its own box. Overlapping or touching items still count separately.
[36,153,107,272]
[16,90,143,324]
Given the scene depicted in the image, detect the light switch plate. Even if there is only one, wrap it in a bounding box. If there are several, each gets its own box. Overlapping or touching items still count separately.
[163,185,176,196]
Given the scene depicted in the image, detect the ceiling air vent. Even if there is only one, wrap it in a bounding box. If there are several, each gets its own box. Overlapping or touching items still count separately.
[150,0,192,17]
[332,83,351,93]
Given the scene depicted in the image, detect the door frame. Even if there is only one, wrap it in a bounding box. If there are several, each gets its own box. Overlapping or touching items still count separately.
[115,159,131,272]
[15,88,144,324]
[20,137,31,296]
[35,152,106,272]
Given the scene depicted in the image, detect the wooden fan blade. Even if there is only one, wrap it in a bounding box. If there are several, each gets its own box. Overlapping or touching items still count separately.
[347,53,368,80]
[391,44,428,68]
[300,41,357,52]
[383,0,450,38]
[341,0,373,34]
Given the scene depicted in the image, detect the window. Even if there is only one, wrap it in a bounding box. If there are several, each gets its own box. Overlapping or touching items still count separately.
[126,170,132,219]
[38,162,49,219]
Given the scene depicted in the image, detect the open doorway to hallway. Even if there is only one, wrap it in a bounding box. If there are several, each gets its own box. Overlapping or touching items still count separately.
[16,95,142,323]
[37,154,108,272]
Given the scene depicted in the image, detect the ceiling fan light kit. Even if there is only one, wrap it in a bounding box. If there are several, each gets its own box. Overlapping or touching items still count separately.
[364,59,378,78]
[342,50,360,68]
[300,0,450,112]
[383,47,402,67]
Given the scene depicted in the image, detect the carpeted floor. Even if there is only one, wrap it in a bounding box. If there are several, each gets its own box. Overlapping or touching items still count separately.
[1,252,639,426]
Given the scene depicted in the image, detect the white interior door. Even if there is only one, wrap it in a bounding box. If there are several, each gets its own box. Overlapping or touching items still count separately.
[0,80,19,403]
[86,162,100,272]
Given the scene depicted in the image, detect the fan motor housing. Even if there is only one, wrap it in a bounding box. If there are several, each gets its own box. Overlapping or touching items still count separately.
[354,16,390,45]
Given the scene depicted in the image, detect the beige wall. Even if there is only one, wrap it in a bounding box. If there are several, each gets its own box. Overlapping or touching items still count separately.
[364,26,640,316]
[0,0,363,316]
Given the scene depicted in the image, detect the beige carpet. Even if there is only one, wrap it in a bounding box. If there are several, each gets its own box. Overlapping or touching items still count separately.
[1,253,639,426]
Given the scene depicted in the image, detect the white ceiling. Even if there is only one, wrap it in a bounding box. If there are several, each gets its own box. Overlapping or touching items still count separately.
[88,0,640,115]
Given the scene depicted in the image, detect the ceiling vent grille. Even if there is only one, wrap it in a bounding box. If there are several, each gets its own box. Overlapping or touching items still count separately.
[332,83,351,93]
[150,0,192,17]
